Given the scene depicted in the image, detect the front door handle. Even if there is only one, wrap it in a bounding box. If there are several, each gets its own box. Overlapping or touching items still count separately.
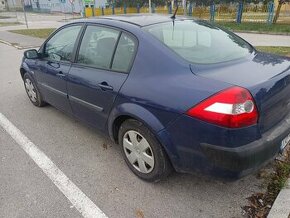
[98,82,113,91]
[47,61,60,69]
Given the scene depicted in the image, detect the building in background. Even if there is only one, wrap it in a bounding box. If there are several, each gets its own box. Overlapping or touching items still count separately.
[5,0,22,10]
[95,0,106,7]
[30,0,81,13]
[3,0,107,13]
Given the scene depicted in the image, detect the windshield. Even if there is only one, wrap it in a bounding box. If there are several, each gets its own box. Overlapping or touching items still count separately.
[143,20,253,64]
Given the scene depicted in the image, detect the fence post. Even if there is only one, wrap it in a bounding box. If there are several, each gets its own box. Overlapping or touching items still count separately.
[236,1,243,24]
[188,3,193,16]
[267,1,274,24]
[168,4,172,14]
[210,2,215,22]
[137,3,140,13]
[91,4,94,17]
[152,3,155,13]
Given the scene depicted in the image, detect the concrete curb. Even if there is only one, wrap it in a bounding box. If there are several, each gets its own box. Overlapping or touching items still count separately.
[0,39,21,49]
[0,39,37,50]
[234,30,290,36]
[267,178,290,218]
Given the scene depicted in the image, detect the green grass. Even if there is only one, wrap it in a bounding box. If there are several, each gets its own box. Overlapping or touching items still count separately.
[243,147,290,217]
[262,156,290,216]
[0,15,12,19]
[9,28,56,38]
[270,161,290,192]
[0,22,21,27]
[256,46,290,57]
[217,22,290,34]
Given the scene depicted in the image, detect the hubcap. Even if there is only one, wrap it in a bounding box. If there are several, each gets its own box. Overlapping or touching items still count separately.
[25,78,37,103]
[123,130,155,174]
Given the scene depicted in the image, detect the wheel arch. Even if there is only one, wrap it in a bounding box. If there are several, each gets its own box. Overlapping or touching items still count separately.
[108,103,165,144]
[20,61,32,80]
[108,103,180,171]
[20,67,26,79]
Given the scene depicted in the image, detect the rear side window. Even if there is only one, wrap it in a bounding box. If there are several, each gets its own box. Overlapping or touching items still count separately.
[44,25,81,62]
[112,33,137,73]
[77,26,120,69]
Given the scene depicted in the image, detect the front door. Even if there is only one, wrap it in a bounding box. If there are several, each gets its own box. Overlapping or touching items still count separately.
[67,25,137,130]
[36,24,82,113]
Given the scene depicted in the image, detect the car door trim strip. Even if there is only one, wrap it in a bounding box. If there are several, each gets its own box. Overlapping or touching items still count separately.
[40,83,67,97]
[69,95,104,112]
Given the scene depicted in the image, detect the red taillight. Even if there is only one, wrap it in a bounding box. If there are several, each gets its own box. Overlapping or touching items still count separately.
[186,86,258,128]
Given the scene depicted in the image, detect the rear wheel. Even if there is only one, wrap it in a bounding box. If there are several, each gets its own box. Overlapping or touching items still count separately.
[118,119,172,182]
[23,73,46,107]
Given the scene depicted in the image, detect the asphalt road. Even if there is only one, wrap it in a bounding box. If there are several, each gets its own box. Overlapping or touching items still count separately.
[0,43,265,218]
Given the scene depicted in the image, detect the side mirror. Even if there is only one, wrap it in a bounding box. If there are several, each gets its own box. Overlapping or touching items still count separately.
[24,49,39,59]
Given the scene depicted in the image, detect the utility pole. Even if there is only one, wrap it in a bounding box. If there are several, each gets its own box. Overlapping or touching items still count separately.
[21,0,28,29]
[149,0,152,13]
[183,0,186,15]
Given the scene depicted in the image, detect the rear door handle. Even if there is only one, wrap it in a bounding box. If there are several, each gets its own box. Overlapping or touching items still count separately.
[98,82,113,91]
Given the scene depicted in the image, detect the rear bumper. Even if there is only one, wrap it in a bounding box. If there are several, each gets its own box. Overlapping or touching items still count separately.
[163,113,290,179]
[201,119,290,173]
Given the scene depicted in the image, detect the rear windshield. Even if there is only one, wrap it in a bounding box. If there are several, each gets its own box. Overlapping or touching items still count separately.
[143,20,253,64]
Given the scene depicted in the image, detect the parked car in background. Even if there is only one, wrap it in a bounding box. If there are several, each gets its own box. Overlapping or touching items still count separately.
[20,14,290,182]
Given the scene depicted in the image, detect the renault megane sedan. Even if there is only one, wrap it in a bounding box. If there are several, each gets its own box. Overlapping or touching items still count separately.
[20,14,290,182]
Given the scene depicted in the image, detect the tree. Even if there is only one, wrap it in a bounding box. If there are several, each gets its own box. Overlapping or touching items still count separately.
[273,0,290,23]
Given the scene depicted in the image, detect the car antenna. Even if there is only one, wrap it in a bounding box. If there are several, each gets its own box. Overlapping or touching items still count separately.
[171,0,179,20]
[171,0,178,39]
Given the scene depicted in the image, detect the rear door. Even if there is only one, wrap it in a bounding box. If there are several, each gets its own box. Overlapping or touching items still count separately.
[36,24,83,114]
[67,24,137,130]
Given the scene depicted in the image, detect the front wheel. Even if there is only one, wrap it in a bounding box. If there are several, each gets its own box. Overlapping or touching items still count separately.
[23,73,46,107]
[118,119,172,182]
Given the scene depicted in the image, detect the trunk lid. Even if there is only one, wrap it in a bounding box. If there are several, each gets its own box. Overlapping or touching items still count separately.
[190,52,290,133]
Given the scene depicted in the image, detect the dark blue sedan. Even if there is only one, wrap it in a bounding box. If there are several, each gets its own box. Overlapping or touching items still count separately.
[20,14,290,182]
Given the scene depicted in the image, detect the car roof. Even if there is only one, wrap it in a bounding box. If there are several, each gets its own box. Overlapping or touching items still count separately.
[84,14,193,27]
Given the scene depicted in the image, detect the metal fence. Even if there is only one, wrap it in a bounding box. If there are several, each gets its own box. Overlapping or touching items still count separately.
[82,1,290,24]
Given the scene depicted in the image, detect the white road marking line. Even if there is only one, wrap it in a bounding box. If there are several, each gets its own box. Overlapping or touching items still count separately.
[0,112,108,218]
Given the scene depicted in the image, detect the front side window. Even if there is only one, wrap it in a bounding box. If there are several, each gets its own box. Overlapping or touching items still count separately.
[77,26,120,70]
[44,25,81,62]
[143,20,253,64]
[112,33,137,72]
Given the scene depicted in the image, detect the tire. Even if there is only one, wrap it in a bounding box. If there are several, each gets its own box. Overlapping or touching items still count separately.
[23,73,46,107]
[118,119,172,182]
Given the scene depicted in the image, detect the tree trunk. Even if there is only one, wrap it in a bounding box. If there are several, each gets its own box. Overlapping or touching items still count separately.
[273,3,282,24]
